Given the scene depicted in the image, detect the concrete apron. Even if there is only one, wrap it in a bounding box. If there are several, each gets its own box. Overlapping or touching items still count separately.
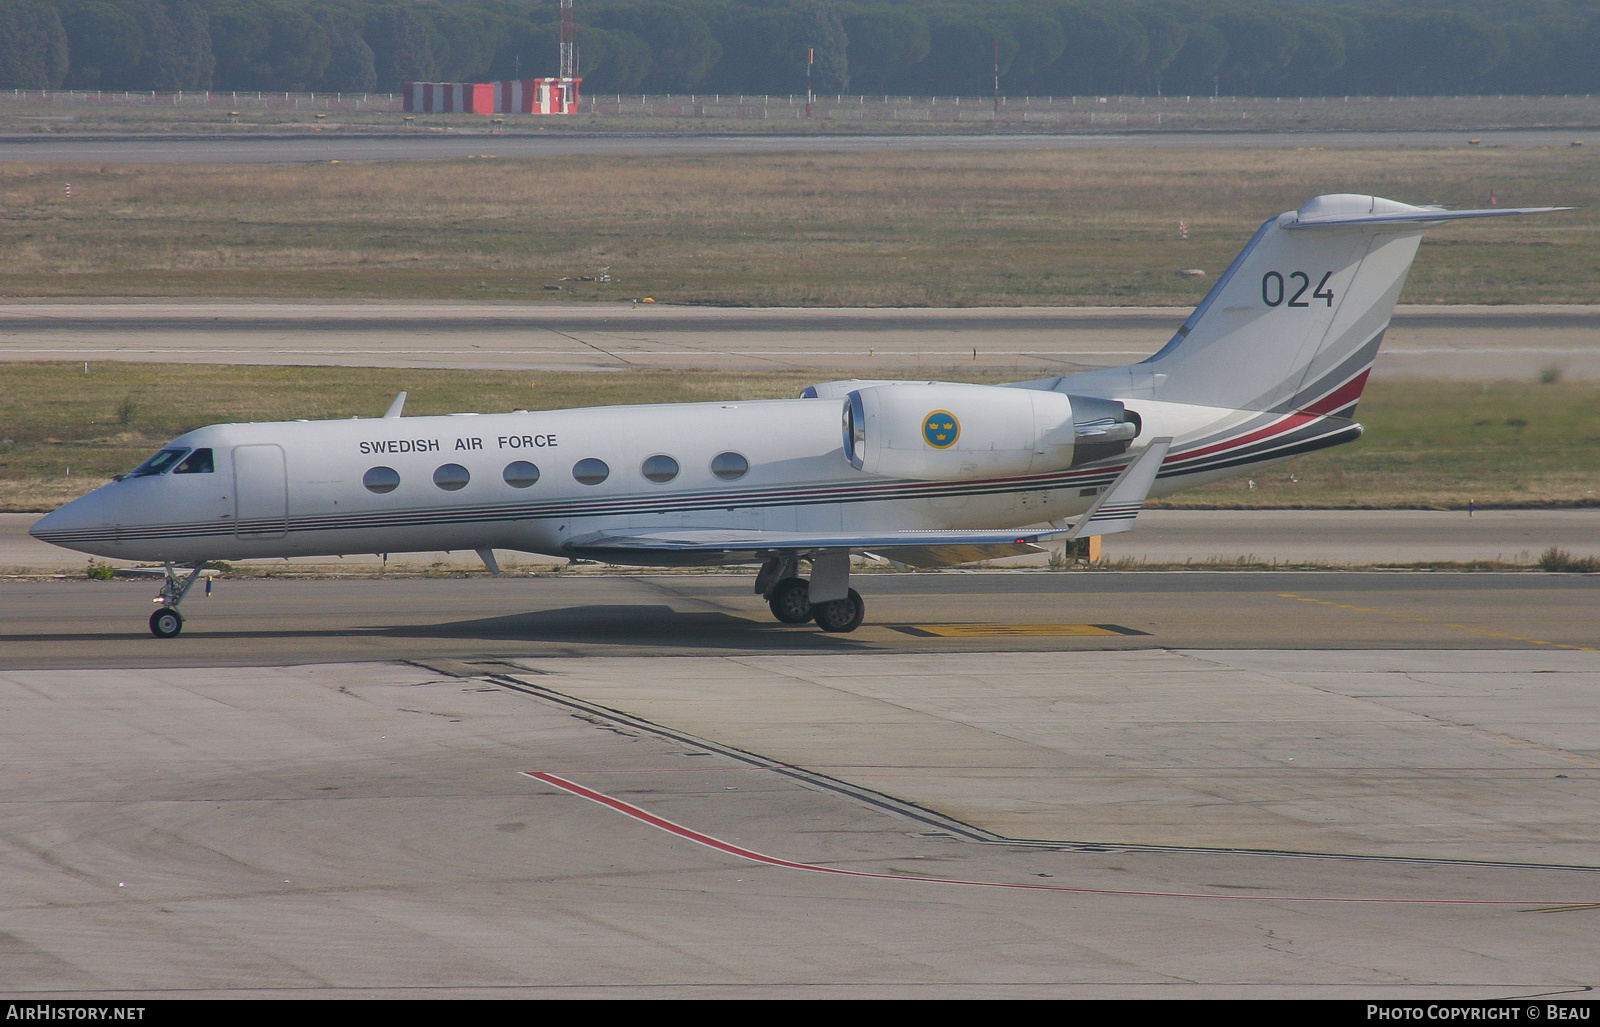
[503,648,1600,866]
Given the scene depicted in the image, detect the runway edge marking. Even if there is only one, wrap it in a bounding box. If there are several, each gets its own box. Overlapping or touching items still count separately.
[1276,591,1598,651]
[408,659,1600,875]
[522,771,1595,907]
[409,658,1005,843]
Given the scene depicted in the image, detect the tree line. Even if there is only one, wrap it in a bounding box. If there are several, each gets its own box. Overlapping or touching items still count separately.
[3,0,1599,98]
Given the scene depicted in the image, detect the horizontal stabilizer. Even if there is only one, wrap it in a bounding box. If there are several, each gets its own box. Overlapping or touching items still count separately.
[1286,205,1570,230]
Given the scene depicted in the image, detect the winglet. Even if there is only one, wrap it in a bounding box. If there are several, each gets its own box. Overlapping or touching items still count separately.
[383,391,407,419]
[1066,437,1171,539]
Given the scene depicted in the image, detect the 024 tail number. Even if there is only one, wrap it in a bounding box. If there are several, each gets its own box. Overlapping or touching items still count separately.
[1262,271,1334,308]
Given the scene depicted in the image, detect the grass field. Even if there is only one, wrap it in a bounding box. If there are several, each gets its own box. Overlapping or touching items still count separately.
[2,362,1594,512]
[0,147,1595,305]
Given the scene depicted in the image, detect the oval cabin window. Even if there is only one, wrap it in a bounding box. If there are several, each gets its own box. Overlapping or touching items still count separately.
[433,463,471,491]
[503,461,540,488]
[363,466,401,494]
[641,454,679,483]
[710,451,749,481]
[573,458,610,486]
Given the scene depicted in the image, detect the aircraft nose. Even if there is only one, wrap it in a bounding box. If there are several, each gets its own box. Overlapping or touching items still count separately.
[29,489,112,549]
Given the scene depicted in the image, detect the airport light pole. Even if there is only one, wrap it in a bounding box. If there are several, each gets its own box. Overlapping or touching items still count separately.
[806,47,813,119]
[993,40,1000,116]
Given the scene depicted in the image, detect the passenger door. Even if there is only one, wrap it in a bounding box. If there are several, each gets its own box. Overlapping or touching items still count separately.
[233,445,287,539]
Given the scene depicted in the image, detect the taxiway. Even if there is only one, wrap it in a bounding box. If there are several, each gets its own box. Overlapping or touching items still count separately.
[2,302,1596,380]
[4,127,1600,164]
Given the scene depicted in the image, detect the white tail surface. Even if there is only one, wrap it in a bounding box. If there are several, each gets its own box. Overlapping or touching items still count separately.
[1066,194,1566,417]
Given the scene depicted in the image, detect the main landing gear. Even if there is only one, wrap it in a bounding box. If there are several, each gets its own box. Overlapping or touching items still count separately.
[756,552,865,633]
[149,563,206,638]
[767,577,813,623]
[812,588,865,633]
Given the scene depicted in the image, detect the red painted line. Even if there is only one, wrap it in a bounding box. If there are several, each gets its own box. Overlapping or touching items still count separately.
[1301,367,1371,415]
[1178,411,1314,462]
[522,772,1582,907]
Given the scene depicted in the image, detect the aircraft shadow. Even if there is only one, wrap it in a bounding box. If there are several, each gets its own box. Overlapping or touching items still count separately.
[0,606,876,652]
[377,604,867,650]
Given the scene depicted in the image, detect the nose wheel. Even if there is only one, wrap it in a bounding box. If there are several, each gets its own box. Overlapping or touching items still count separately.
[148,562,206,638]
[149,607,184,638]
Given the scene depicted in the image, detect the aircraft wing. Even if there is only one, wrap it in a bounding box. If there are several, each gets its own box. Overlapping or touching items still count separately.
[1067,436,1171,537]
[562,526,1059,565]
[562,438,1171,567]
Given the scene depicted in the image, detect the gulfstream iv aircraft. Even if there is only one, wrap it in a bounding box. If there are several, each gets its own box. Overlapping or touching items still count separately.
[32,194,1564,637]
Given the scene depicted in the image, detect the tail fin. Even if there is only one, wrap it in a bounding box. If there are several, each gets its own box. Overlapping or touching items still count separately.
[1073,194,1566,416]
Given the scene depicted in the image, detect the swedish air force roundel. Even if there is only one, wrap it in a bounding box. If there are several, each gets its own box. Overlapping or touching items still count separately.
[923,410,960,449]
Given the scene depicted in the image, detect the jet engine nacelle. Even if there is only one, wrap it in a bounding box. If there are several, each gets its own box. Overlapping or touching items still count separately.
[843,383,1080,480]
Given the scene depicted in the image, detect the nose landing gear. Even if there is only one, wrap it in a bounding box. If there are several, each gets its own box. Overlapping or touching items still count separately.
[149,563,206,638]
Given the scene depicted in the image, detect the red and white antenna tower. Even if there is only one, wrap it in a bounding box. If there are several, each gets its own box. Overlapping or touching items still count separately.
[559,0,576,79]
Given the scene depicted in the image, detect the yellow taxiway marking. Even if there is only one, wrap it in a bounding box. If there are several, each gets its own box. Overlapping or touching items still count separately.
[1276,593,1597,651]
[1279,590,1600,769]
[890,623,1147,638]
[1523,903,1600,914]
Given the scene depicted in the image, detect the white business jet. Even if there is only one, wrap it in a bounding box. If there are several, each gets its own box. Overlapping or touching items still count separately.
[32,194,1564,637]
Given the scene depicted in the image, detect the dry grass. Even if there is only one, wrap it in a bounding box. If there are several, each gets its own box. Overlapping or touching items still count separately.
[0,147,1595,305]
[1537,546,1600,572]
[3,363,1596,512]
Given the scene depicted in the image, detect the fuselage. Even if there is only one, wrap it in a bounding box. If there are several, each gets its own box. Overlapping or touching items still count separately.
[29,391,1355,565]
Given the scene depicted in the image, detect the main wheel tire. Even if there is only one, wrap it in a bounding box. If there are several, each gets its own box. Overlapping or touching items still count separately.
[149,607,184,639]
[812,588,865,633]
[768,577,813,623]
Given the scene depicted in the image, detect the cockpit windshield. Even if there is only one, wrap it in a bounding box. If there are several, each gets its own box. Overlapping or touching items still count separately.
[173,448,213,474]
[128,448,190,477]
